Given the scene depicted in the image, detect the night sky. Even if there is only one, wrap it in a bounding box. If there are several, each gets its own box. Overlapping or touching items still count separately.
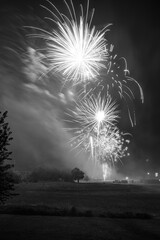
[0,0,160,177]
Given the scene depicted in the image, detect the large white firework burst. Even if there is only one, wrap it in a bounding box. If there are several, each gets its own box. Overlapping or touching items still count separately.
[38,0,110,84]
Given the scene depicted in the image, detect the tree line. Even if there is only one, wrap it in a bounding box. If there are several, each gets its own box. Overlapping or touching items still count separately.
[0,110,88,204]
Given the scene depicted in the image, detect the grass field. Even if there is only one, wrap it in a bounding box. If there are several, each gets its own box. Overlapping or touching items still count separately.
[0,182,160,239]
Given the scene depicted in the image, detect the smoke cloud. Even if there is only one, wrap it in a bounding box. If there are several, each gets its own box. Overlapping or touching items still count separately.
[0,9,95,175]
[1,1,152,180]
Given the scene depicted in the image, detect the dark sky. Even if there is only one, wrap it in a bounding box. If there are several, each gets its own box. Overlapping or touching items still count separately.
[0,0,160,176]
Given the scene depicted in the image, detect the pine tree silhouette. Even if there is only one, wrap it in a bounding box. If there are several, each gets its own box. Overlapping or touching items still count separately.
[0,111,16,204]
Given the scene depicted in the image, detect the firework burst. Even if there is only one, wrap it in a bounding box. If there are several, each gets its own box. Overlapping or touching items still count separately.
[34,0,110,85]
[95,125,130,180]
[67,120,130,180]
[65,94,130,180]
[93,125,130,164]
[64,93,128,168]
[66,94,119,137]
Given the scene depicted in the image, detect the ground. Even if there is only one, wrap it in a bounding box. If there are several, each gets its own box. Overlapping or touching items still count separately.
[0,182,160,240]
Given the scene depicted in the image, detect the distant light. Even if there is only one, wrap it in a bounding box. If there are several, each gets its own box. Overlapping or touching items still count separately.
[68,90,74,96]
[147,172,150,175]
[59,93,66,104]
[155,172,158,177]
[67,90,74,101]
[125,176,129,180]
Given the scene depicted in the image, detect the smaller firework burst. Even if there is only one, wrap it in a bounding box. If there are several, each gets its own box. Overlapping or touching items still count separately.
[65,93,130,162]
[93,125,130,165]
[66,94,119,136]
[67,121,130,180]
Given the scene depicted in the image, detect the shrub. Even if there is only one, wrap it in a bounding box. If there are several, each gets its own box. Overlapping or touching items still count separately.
[26,167,73,182]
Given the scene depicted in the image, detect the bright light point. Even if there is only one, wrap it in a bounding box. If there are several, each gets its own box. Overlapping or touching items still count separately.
[67,90,74,101]
[102,163,111,181]
[59,93,67,104]
[95,110,105,123]
[68,90,74,96]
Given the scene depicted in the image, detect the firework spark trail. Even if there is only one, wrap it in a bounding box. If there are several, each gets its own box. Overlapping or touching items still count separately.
[102,163,111,181]
[106,52,144,126]
[107,50,144,104]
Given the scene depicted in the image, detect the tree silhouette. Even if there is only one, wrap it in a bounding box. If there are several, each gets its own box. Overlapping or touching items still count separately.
[0,111,15,204]
[71,168,84,183]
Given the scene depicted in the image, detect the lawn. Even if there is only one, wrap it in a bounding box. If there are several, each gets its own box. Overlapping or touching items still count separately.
[5,182,160,215]
[0,182,160,240]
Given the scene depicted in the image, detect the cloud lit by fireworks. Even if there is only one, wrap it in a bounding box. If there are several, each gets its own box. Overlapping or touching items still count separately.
[22,47,47,82]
